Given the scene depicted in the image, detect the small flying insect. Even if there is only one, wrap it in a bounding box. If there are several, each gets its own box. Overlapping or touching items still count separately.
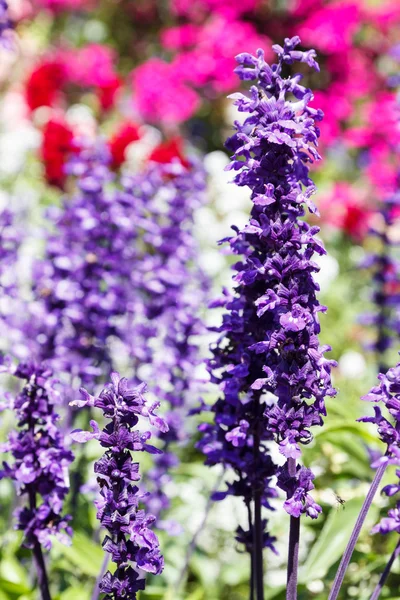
[334,493,346,510]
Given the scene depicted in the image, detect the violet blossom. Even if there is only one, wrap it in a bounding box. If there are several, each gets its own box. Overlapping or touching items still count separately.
[121,159,208,527]
[198,37,335,597]
[0,361,73,600]
[361,181,400,372]
[70,372,167,599]
[359,361,400,536]
[32,143,137,385]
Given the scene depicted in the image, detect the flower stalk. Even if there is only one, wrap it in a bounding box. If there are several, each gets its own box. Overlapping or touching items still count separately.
[328,463,387,600]
[369,538,400,600]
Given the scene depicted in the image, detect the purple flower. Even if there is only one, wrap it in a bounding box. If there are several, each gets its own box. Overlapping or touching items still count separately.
[359,361,400,535]
[31,143,137,385]
[198,37,335,553]
[0,362,73,550]
[71,372,167,598]
[361,186,400,370]
[120,160,208,523]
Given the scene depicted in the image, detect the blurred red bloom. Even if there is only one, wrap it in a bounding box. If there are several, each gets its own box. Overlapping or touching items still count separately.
[97,75,122,111]
[108,122,142,168]
[25,45,121,114]
[318,183,372,241]
[25,60,65,111]
[41,117,75,188]
[149,137,190,169]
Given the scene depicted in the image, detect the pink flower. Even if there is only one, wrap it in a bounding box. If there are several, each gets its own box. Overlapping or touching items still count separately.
[170,17,271,93]
[132,58,199,125]
[364,0,400,32]
[59,44,121,111]
[161,24,201,50]
[35,0,96,11]
[298,2,362,54]
[311,88,352,146]
[366,145,398,197]
[171,0,260,19]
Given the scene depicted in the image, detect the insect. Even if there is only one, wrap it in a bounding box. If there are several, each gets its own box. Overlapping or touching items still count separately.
[334,493,346,510]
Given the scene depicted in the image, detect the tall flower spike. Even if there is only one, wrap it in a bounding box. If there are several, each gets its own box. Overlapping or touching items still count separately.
[32,143,137,385]
[361,181,400,372]
[198,37,335,599]
[121,159,208,526]
[0,362,73,600]
[70,372,168,600]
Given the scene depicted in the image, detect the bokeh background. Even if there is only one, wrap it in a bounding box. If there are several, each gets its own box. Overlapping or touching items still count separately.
[1,0,400,598]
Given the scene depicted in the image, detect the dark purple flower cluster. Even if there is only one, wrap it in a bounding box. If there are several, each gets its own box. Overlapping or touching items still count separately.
[0,1,13,49]
[0,362,73,550]
[121,161,208,523]
[359,361,400,536]
[71,372,167,599]
[198,36,336,541]
[32,143,137,384]
[361,185,400,371]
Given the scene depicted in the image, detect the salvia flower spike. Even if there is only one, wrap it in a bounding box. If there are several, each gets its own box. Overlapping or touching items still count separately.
[0,362,74,600]
[71,372,167,600]
[198,36,335,600]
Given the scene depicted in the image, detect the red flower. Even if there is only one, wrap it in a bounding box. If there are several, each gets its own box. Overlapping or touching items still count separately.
[97,75,122,112]
[318,182,372,241]
[41,118,75,188]
[108,121,141,168]
[25,61,66,111]
[148,137,190,169]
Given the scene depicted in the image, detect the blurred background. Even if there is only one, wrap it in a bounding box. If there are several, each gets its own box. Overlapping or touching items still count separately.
[1,0,400,598]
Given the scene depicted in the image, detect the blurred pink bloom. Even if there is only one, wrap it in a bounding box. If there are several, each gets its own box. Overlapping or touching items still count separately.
[62,44,118,89]
[169,17,270,93]
[311,87,352,146]
[318,183,372,241]
[171,0,260,19]
[289,0,324,17]
[60,44,122,111]
[364,0,400,31]
[366,145,398,198]
[35,0,96,11]
[298,2,361,53]
[161,24,201,50]
[132,58,200,125]
[328,50,378,99]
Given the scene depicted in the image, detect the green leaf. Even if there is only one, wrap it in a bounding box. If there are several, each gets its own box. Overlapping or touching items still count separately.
[0,579,31,596]
[0,557,29,586]
[52,532,104,578]
[314,423,378,445]
[58,587,91,600]
[299,496,371,583]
